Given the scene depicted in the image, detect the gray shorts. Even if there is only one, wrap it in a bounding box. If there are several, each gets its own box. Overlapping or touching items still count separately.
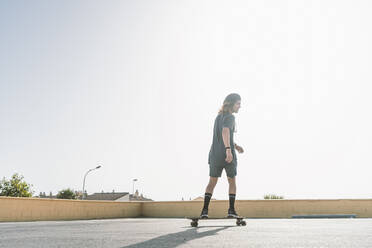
[209,162,237,178]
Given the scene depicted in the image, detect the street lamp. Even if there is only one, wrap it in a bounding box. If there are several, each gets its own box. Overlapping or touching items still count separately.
[132,179,138,197]
[82,165,102,199]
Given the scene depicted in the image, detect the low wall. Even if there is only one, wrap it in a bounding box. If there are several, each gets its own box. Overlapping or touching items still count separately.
[141,199,372,218]
[1,197,372,222]
[0,197,141,222]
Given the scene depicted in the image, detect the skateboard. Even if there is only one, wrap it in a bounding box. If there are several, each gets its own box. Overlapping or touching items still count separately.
[186,216,246,227]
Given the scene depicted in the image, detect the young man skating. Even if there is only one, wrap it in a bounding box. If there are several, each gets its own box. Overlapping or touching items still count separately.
[200,93,244,218]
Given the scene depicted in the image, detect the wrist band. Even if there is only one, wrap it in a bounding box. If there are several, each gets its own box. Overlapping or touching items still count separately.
[225,147,231,150]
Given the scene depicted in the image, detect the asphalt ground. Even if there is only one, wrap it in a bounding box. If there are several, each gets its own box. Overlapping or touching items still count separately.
[0,218,371,248]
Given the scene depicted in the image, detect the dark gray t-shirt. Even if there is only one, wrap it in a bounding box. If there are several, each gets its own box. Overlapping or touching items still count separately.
[208,113,237,166]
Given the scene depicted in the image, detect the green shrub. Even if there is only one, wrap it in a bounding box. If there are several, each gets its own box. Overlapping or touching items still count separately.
[57,188,77,199]
[0,173,33,197]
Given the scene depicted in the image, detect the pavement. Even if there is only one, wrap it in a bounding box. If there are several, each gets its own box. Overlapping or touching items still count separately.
[0,218,371,248]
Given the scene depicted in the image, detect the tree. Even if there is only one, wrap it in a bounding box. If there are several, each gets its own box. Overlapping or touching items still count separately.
[0,173,33,197]
[57,188,76,199]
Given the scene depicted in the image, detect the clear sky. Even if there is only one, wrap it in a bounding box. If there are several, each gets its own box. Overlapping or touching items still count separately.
[1,0,371,201]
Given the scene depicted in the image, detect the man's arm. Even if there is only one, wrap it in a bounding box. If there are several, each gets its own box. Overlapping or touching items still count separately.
[222,127,233,163]
[234,143,244,153]
[222,127,231,148]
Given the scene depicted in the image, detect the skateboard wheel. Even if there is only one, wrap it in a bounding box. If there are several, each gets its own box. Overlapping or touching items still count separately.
[241,221,246,226]
[191,221,198,227]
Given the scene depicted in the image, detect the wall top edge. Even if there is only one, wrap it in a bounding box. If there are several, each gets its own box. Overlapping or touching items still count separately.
[0,196,142,204]
[142,199,372,203]
[1,197,371,203]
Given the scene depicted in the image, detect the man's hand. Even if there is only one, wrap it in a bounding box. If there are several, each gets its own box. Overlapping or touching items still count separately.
[235,144,244,154]
[225,149,233,163]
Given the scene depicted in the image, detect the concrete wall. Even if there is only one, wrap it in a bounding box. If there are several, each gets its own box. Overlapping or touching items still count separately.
[141,199,372,218]
[1,197,372,222]
[0,197,141,222]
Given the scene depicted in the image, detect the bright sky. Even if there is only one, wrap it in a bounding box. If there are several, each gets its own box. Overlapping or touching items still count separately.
[1,0,372,201]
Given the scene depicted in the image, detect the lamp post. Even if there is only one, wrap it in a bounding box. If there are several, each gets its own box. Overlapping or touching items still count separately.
[132,179,138,197]
[82,165,102,199]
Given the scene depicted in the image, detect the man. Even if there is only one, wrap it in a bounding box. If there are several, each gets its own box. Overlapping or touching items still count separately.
[200,93,244,218]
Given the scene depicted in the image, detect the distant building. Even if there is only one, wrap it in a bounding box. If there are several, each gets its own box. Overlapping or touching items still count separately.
[37,192,57,199]
[85,192,129,201]
[86,190,153,201]
[37,191,82,199]
[36,190,153,201]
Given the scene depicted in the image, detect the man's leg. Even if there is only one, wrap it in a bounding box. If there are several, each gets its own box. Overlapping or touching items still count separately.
[203,177,218,210]
[227,176,236,195]
[201,164,222,218]
[227,176,238,217]
[206,176,218,194]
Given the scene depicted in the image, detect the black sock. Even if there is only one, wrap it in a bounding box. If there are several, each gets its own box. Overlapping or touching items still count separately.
[203,193,212,210]
[229,194,236,210]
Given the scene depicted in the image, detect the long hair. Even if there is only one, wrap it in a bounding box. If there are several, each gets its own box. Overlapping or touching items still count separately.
[218,93,241,114]
[218,101,234,114]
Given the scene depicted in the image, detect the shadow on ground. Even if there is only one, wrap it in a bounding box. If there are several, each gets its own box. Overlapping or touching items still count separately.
[121,226,233,248]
